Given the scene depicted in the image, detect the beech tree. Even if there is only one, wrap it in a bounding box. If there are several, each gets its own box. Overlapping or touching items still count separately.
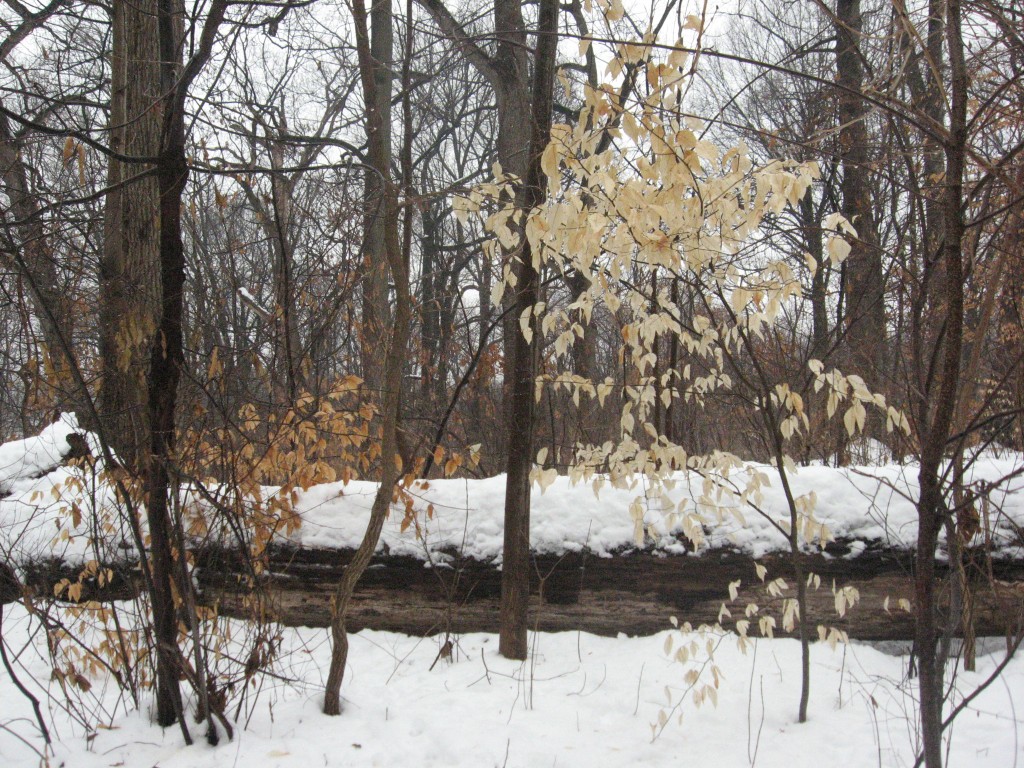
[458,0,1022,741]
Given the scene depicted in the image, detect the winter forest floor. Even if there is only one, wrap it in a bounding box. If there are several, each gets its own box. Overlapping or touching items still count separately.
[1,418,1023,766]
[1,601,1022,768]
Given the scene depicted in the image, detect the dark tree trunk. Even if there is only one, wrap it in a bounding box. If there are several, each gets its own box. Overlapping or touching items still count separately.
[359,0,395,398]
[147,0,190,730]
[100,0,163,472]
[835,0,885,386]
[267,143,305,405]
[915,1,967,765]
[499,0,558,660]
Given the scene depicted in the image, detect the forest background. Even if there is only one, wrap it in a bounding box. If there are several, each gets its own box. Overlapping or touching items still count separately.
[1,0,1023,766]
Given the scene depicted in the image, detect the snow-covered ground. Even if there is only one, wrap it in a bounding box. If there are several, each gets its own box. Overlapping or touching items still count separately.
[0,600,1020,767]
[0,420,1022,766]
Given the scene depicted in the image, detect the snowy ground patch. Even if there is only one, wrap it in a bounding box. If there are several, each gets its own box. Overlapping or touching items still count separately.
[0,602,1020,767]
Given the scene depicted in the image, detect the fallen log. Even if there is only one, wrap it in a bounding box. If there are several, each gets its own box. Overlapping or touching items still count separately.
[194,540,1024,641]
[0,431,91,500]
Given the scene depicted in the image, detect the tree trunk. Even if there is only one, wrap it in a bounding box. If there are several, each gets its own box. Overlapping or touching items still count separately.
[834,0,885,388]
[915,1,967,764]
[359,0,395,399]
[324,0,410,715]
[567,269,601,445]
[100,0,163,472]
[149,0,190,731]
[268,142,305,405]
[499,0,558,660]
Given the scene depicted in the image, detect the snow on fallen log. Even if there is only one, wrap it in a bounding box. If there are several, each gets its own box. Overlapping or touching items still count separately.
[273,460,1024,562]
[1,418,1023,638]
[0,414,95,498]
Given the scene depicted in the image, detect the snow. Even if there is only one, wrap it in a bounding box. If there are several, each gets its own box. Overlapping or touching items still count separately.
[287,456,1024,561]
[0,601,1021,767]
[0,415,133,567]
[0,414,90,497]
[1,419,1023,569]
[0,424,1022,766]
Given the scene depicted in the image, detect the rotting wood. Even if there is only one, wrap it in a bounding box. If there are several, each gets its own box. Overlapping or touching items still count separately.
[192,540,1024,641]
[17,539,1023,642]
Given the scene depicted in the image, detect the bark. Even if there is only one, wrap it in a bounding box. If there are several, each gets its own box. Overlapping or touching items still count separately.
[359,0,395,397]
[567,269,600,444]
[800,193,829,355]
[100,0,164,472]
[774,448,811,723]
[195,541,1024,640]
[915,0,967,764]
[413,0,555,658]
[324,0,410,715]
[98,0,183,728]
[499,0,558,660]
[323,275,407,715]
[419,204,454,406]
[112,0,226,737]
[835,0,885,386]
[267,142,305,404]
[147,0,189,730]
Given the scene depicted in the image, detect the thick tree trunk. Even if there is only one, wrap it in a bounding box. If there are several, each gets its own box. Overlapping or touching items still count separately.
[100,0,163,472]
[105,0,226,738]
[195,540,1024,640]
[101,0,183,730]
[835,0,885,387]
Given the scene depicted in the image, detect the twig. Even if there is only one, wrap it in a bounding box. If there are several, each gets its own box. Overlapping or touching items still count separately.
[633,661,645,716]
[429,638,453,672]
[0,604,50,745]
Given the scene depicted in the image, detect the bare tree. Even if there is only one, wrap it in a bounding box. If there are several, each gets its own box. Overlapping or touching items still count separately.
[324,0,411,715]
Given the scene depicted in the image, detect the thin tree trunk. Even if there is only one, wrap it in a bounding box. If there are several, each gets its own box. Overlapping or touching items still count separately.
[499,0,558,660]
[147,0,190,731]
[324,0,410,714]
[268,142,305,405]
[915,1,967,764]
[359,0,395,398]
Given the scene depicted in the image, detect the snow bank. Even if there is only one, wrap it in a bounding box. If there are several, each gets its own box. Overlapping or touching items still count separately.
[0,415,132,567]
[287,456,1024,561]
[1,416,1022,568]
[0,413,92,496]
